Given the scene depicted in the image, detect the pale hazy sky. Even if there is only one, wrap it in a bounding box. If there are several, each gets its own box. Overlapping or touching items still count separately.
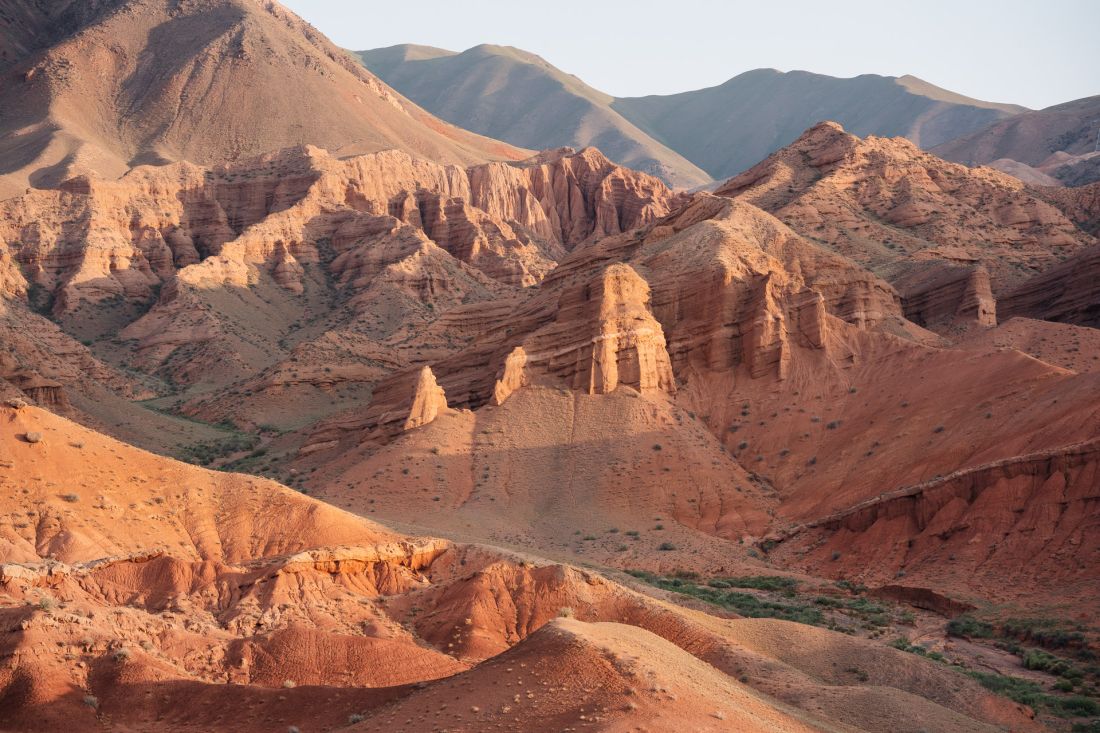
[281,0,1099,110]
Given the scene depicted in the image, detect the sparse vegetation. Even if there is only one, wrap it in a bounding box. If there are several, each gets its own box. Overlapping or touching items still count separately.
[707,575,799,593]
[894,620,1100,724]
[626,571,915,635]
[889,636,945,661]
[845,666,870,682]
[179,431,259,466]
[946,615,995,639]
[967,670,1099,718]
[626,571,823,625]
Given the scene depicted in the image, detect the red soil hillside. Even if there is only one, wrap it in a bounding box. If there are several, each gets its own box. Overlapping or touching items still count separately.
[0,0,527,199]
[0,401,1038,733]
[958,316,1100,374]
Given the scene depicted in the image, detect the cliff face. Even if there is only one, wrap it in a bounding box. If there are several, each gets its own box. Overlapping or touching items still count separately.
[0,145,676,309]
[773,439,1100,603]
[521,263,677,395]
[999,244,1100,328]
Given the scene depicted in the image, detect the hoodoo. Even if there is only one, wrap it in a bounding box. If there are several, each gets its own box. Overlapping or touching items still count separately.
[404,365,449,430]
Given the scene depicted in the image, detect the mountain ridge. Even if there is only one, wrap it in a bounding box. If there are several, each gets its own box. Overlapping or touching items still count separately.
[358,43,1029,184]
[357,42,713,189]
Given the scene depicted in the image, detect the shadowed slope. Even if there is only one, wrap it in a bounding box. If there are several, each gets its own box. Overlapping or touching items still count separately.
[933,95,1100,185]
[613,68,1024,179]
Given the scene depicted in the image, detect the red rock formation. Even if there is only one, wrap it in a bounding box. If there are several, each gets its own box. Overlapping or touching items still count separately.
[467,147,682,249]
[717,121,1096,294]
[404,366,449,430]
[296,188,907,458]
[0,143,676,412]
[895,263,996,332]
[0,144,676,312]
[491,346,529,405]
[521,263,677,395]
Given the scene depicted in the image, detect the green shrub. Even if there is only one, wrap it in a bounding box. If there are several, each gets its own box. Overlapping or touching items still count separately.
[1023,649,1082,678]
[968,671,1100,718]
[707,575,799,592]
[625,571,822,626]
[947,616,995,639]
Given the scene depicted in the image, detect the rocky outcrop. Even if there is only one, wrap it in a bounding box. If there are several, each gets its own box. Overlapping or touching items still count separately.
[297,187,909,460]
[896,264,996,332]
[0,353,68,408]
[491,346,529,405]
[0,143,678,399]
[622,196,898,379]
[717,122,1096,293]
[531,263,676,395]
[403,366,449,431]
[467,148,682,250]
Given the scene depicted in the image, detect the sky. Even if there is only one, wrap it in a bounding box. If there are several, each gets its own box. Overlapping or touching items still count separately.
[281,0,1099,110]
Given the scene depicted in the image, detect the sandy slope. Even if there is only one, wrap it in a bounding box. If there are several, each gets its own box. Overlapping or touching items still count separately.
[0,0,527,199]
